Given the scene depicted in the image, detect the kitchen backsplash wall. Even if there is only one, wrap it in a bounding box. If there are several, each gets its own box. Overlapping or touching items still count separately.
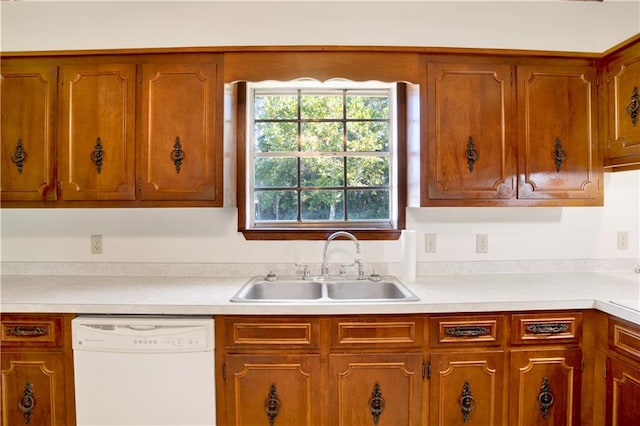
[1,171,638,267]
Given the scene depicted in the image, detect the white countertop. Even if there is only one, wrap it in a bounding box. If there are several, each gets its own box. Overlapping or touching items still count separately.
[2,271,639,324]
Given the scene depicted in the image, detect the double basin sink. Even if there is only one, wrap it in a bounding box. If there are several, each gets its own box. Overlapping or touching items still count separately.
[230,275,419,303]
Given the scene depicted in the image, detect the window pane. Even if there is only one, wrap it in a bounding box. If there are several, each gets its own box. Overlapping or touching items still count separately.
[347,189,389,220]
[301,190,344,221]
[254,93,298,119]
[347,121,389,152]
[301,122,344,152]
[301,157,344,187]
[347,157,389,187]
[346,91,389,119]
[300,92,343,119]
[255,190,298,221]
[255,122,298,152]
[254,157,297,187]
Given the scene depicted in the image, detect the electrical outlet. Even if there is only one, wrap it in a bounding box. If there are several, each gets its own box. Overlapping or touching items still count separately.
[91,235,103,254]
[476,234,488,254]
[617,231,629,250]
[425,233,437,253]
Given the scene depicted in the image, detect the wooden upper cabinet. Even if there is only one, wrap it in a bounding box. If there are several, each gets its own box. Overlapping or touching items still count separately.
[516,63,602,204]
[138,60,223,203]
[604,38,640,170]
[423,61,516,204]
[1,63,57,201]
[59,63,136,200]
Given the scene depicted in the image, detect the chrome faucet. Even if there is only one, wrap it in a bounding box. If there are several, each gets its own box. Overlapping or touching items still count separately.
[321,231,365,279]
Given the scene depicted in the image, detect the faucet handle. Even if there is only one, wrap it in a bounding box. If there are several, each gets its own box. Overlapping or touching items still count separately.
[295,263,311,279]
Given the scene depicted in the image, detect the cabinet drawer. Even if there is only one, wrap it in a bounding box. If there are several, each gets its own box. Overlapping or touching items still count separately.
[430,314,505,347]
[223,317,320,350]
[609,317,640,360]
[331,316,424,348]
[511,312,582,345]
[1,314,63,348]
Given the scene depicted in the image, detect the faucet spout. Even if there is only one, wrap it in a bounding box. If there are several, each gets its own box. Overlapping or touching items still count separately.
[321,231,363,278]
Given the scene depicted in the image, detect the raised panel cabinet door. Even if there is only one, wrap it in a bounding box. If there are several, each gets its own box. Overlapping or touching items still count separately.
[606,356,640,426]
[329,353,423,426]
[423,61,516,204]
[509,348,582,426]
[223,354,321,426]
[605,42,640,167]
[138,60,223,202]
[0,352,66,426]
[429,350,506,426]
[59,63,136,200]
[1,63,57,201]
[517,64,602,203]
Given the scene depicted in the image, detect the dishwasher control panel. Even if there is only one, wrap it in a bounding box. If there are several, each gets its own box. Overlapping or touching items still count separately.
[72,316,214,353]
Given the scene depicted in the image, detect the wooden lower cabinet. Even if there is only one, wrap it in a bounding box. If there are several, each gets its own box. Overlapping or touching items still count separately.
[223,354,321,426]
[606,355,640,426]
[509,349,582,426]
[429,350,506,426]
[329,353,423,426]
[1,352,67,426]
[0,314,75,426]
[604,316,640,425]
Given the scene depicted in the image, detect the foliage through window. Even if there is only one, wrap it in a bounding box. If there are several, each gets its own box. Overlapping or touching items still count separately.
[247,81,398,230]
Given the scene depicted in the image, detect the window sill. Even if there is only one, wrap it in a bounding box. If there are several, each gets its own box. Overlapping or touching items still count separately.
[241,229,402,241]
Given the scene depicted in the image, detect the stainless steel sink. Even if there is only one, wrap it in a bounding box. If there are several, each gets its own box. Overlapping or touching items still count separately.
[230,276,419,303]
[326,280,413,300]
[234,280,323,301]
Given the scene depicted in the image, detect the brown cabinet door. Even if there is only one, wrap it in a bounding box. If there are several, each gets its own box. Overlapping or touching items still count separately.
[510,348,582,426]
[329,353,423,426]
[516,64,602,203]
[59,63,136,200]
[606,356,640,426]
[1,63,57,201]
[138,60,222,202]
[605,42,640,168]
[0,351,66,426]
[429,350,506,426]
[224,354,321,426]
[424,61,516,204]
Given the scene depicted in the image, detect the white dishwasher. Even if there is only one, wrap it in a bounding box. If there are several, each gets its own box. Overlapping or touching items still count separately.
[72,315,216,426]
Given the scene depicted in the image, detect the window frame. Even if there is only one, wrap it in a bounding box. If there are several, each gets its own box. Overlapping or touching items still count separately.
[237,81,407,241]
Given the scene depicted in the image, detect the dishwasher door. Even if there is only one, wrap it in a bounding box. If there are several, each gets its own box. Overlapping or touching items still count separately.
[72,316,215,426]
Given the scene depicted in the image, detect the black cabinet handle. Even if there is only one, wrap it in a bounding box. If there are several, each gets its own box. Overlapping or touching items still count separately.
[538,377,554,419]
[626,86,639,126]
[170,136,184,173]
[553,137,567,172]
[368,382,385,426]
[460,381,476,424]
[18,381,35,424]
[90,137,104,174]
[465,136,479,172]
[264,383,280,426]
[11,138,27,174]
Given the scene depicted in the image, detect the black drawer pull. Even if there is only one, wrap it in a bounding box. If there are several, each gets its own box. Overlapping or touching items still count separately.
[5,326,49,338]
[525,323,569,334]
[445,326,490,337]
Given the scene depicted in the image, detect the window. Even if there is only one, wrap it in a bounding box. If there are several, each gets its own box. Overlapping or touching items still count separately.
[238,80,407,240]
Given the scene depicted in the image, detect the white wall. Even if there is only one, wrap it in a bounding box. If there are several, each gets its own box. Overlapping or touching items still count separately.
[1,1,639,53]
[1,1,639,267]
